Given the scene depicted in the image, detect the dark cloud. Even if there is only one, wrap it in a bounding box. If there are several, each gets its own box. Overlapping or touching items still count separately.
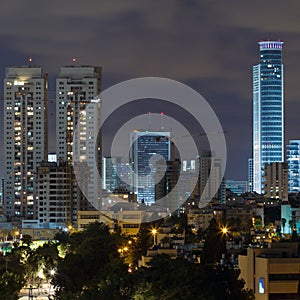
[0,0,300,180]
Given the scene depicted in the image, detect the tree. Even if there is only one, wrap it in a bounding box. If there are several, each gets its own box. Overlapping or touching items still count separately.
[131,223,152,267]
[131,255,254,300]
[53,222,129,299]
[202,218,226,264]
[0,272,25,300]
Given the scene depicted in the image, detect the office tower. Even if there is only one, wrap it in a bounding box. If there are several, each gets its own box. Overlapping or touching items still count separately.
[102,157,122,192]
[56,66,102,222]
[263,162,288,201]
[4,66,48,219]
[130,131,171,204]
[248,158,253,192]
[287,140,300,193]
[253,41,284,193]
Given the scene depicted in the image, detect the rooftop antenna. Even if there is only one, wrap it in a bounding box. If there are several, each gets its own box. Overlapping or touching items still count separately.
[160,112,165,131]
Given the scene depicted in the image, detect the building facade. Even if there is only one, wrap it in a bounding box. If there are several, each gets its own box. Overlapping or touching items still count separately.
[130,131,171,204]
[263,162,288,201]
[239,243,300,300]
[37,161,78,226]
[4,66,48,219]
[248,158,254,192]
[56,66,102,217]
[287,140,300,193]
[102,157,122,192]
[253,41,284,194]
[197,154,225,204]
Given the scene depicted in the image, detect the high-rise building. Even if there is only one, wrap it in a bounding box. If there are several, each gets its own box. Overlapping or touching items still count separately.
[4,66,48,219]
[56,66,102,221]
[287,140,300,193]
[253,41,284,194]
[37,161,77,226]
[248,158,253,192]
[155,159,180,210]
[197,153,225,204]
[263,162,288,201]
[130,131,171,204]
[102,157,122,192]
[56,66,101,161]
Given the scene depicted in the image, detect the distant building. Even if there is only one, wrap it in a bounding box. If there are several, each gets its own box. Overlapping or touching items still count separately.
[130,131,171,204]
[102,157,122,192]
[187,208,214,231]
[197,153,225,204]
[263,162,288,201]
[226,180,248,195]
[281,204,300,234]
[252,41,284,194]
[287,140,300,193]
[155,159,180,212]
[248,158,253,192]
[239,243,300,300]
[4,66,48,219]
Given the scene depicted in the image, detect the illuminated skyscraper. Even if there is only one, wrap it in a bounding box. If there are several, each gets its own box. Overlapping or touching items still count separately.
[287,140,300,193]
[253,41,284,193]
[56,66,102,223]
[4,66,48,219]
[130,131,171,204]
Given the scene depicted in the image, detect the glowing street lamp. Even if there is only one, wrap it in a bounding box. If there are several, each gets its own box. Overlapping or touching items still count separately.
[151,228,158,245]
[220,226,229,235]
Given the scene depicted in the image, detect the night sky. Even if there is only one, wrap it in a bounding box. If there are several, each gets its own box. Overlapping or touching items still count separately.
[1,0,300,180]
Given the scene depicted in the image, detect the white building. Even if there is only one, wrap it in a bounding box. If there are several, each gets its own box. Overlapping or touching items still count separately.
[4,66,48,219]
[56,66,102,215]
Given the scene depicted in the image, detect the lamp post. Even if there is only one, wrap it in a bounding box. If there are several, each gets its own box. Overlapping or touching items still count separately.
[151,229,158,245]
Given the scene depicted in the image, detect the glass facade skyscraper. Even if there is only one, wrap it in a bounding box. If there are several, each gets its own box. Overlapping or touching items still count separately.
[130,131,171,204]
[287,140,300,193]
[253,41,284,193]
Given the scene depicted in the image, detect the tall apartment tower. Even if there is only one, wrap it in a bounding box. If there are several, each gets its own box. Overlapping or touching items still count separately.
[56,66,102,221]
[253,41,284,193]
[197,153,225,204]
[130,131,171,204]
[263,162,288,201]
[287,140,300,193]
[4,66,48,219]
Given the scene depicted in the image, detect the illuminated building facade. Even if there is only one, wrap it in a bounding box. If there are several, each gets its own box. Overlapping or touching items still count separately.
[253,41,284,193]
[37,161,77,226]
[287,140,300,193]
[130,131,171,204]
[56,66,102,221]
[4,66,48,219]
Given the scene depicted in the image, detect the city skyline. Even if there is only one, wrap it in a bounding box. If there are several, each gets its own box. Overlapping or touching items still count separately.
[0,1,300,181]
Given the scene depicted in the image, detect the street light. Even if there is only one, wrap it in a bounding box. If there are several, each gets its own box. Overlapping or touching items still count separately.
[221,226,229,235]
[151,228,158,245]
